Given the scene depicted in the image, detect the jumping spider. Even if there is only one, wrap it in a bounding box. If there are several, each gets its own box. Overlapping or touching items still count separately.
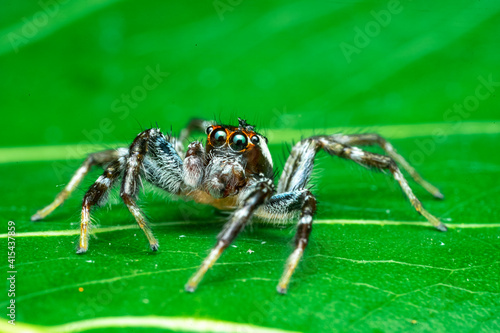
[32,118,446,294]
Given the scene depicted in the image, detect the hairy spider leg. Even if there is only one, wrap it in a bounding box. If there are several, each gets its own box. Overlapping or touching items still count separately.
[78,158,125,253]
[185,178,274,292]
[119,130,161,252]
[318,136,446,231]
[330,133,444,199]
[31,149,126,221]
[35,117,204,222]
[279,137,446,230]
[278,191,316,294]
[78,128,185,253]
[255,190,318,294]
[273,136,446,291]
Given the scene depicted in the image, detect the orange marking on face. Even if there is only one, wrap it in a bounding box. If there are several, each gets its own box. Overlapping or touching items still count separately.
[207,126,258,152]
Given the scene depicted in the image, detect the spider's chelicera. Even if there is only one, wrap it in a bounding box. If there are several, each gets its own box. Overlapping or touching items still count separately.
[32,118,446,294]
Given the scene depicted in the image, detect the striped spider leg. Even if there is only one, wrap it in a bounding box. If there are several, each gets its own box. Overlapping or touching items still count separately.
[31,149,126,222]
[252,189,317,294]
[185,175,274,292]
[266,134,447,293]
[329,133,444,199]
[32,125,199,253]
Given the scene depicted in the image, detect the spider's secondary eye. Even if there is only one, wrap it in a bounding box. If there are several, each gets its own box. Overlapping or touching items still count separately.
[211,129,227,146]
[251,135,259,144]
[206,126,213,135]
[231,133,248,151]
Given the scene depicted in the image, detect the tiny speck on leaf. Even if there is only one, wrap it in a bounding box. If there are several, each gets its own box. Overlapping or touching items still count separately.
[78,287,84,292]
[247,249,254,254]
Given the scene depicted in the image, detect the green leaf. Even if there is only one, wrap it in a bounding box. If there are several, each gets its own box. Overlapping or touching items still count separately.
[1,0,499,331]
[1,125,499,332]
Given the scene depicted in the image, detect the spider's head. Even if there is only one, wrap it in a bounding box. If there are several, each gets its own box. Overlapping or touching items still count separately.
[205,118,273,178]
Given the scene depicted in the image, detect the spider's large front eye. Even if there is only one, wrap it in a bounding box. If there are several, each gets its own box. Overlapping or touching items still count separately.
[230,133,248,151]
[211,129,227,147]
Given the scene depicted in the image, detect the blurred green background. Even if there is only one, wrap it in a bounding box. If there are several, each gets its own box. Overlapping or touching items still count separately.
[1,0,498,147]
[1,0,499,332]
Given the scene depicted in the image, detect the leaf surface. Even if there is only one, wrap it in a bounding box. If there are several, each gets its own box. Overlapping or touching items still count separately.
[1,0,499,331]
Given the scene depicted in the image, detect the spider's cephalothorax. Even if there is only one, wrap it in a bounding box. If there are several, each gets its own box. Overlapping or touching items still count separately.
[32,117,446,294]
[202,118,273,199]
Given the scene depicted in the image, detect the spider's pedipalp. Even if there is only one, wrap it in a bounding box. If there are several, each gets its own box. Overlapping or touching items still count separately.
[182,141,205,188]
